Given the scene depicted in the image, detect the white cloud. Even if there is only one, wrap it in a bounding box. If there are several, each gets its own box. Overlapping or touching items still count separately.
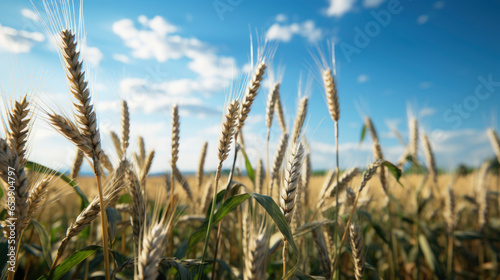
[326,0,356,17]
[275,14,287,22]
[266,20,322,43]
[417,15,429,24]
[112,53,130,63]
[96,77,222,117]
[433,1,444,10]
[112,15,237,95]
[83,44,103,67]
[418,107,436,118]
[357,74,369,83]
[363,0,385,8]
[21,8,41,22]
[0,24,44,53]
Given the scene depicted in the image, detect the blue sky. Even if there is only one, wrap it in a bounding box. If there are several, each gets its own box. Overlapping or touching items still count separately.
[0,0,499,174]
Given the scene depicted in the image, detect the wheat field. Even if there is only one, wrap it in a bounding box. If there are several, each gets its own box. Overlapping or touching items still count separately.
[1,1,500,280]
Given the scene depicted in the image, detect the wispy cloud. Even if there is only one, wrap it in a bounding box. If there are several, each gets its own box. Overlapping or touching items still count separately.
[325,0,356,17]
[266,20,322,43]
[417,15,429,24]
[357,74,369,83]
[21,8,41,22]
[363,0,385,8]
[112,53,130,63]
[0,24,44,53]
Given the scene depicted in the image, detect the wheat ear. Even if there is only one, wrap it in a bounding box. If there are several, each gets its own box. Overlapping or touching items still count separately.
[275,92,287,133]
[291,97,308,145]
[0,138,29,258]
[365,117,388,195]
[244,225,270,280]
[280,142,304,275]
[196,142,208,194]
[270,133,289,198]
[317,169,336,208]
[59,28,110,278]
[328,167,359,198]
[51,185,120,269]
[138,223,170,280]
[302,151,311,207]
[421,133,438,189]
[7,95,31,165]
[137,136,146,167]
[126,167,146,251]
[238,62,266,131]
[266,82,280,180]
[70,148,84,179]
[255,159,264,194]
[110,131,123,159]
[173,166,194,201]
[331,159,385,271]
[27,178,51,221]
[350,223,365,280]
[199,100,240,277]
[312,227,332,279]
[48,114,92,156]
[409,118,418,161]
[121,100,130,155]
[201,181,213,213]
[323,69,340,122]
